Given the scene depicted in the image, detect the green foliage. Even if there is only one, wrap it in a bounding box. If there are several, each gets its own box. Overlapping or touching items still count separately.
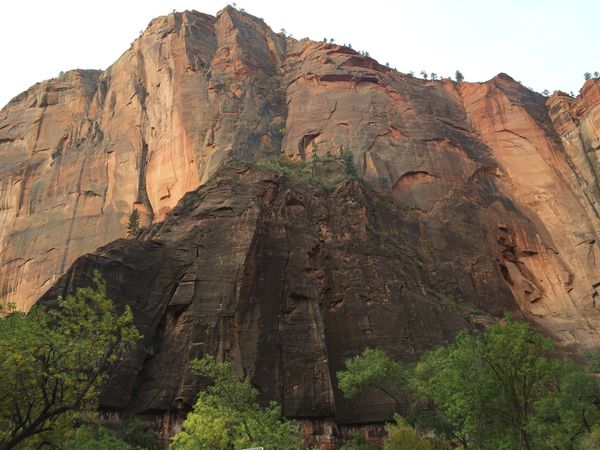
[127,208,140,235]
[0,270,140,450]
[59,425,130,450]
[581,425,600,449]
[585,347,600,372]
[170,355,302,450]
[337,431,370,450]
[256,154,351,189]
[337,348,408,406]
[256,156,315,185]
[342,150,358,178]
[337,316,600,449]
[121,417,159,449]
[585,72,592,80]
[383,415,433,450]
[455,70,464,83]
[413,315,600,449]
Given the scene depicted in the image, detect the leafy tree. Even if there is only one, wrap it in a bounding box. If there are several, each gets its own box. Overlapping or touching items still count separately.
[0,271,140,450]
[337,431,370,450]
[412,316,600,449]
[581,425,600,449]
[542,89,550,96]
[342,150,358,179]
[585,72,592,80]
[337,348,408,408]
[59,425,130,450]
[120,417,159,449]
[57,417,157,450]
[455,70,464,83]
[337,317,600,449]
[430,72,438,80]
[595,71,600,78]
[170,355,302,450]
[420,70,428,80]
[383,415,434,450]
[127,208,140,235]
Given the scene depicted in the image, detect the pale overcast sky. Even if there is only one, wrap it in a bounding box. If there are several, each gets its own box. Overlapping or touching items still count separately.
[1,0,598,108]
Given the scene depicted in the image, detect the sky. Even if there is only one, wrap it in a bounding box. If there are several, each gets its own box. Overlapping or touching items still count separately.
[1,0,598,108]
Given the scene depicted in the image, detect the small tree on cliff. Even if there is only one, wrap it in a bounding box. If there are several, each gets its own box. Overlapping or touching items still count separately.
[170,355,301,450]
[127,208,140,235]
[342,150,359,178]
[0,271,140,450]
[455,70,464,83]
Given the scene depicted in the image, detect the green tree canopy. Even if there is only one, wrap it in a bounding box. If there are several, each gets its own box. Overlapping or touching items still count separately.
[337,316,600,450]
[411,316,600,449]
[170,355,302,450]
[342,150,358,178]
[0,271,140,450]
[383,415,434,450]
[337,348,409,408]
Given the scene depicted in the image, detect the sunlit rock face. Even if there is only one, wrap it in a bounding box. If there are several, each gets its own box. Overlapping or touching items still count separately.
[2,5,600,378]
[0,8,286,309]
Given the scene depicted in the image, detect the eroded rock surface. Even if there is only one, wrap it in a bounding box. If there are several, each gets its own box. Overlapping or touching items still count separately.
[40,164,496,437]
[3,5,600,439]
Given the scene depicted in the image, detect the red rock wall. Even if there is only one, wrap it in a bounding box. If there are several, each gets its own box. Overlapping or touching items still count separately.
[2,6,600,352]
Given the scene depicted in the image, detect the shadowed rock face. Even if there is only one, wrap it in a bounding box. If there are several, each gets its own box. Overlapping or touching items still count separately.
[40,163,502,427]
[3,3,600,439]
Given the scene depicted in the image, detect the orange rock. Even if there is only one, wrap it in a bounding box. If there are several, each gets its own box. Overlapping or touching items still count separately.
[1,7,600,353]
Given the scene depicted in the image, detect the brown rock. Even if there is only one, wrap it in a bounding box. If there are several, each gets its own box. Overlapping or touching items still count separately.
[3,6,600,439]
[40,163,480,435]
[0,8,286,309]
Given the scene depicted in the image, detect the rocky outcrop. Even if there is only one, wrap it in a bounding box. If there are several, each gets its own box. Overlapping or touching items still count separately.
[40,163,496,444]
[3,4,600,441]
[2,8,600,346]
[0,7,287,309]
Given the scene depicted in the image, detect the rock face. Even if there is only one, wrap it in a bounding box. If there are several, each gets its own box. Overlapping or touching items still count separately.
[0,8,287,309]
[40,163,495,438]
[3,4,600,441]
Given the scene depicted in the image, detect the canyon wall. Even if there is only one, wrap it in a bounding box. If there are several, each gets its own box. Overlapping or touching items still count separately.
[2,5,600,440]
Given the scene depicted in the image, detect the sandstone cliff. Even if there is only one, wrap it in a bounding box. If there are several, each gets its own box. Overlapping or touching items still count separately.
[2,4,600,442]
[39,162,495,442]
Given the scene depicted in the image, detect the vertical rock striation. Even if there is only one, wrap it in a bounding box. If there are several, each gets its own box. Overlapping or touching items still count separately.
[0,7,288,309]
[1,6,600,419]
